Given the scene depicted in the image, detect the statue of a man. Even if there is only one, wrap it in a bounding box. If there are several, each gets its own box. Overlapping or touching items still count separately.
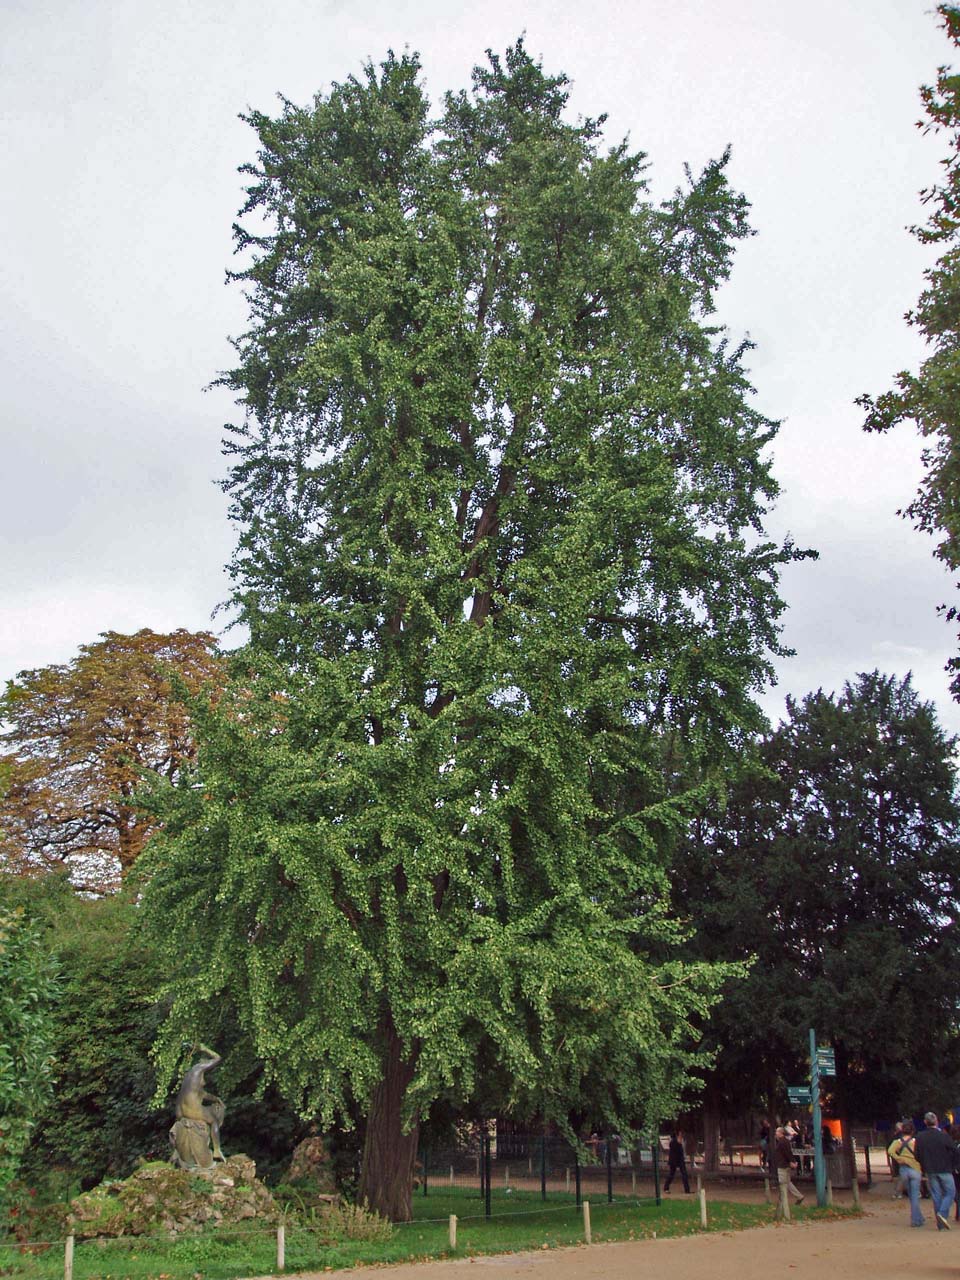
[169,1043,227,1170]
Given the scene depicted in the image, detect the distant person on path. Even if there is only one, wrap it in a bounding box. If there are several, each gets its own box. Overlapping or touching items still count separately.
[914,1112,957,1229]
[887,1121,924,1227]
[759,1121,770,1171]
[663,1129,691,1193]
[773,1125,804,1207]
[888,1121,905,1185]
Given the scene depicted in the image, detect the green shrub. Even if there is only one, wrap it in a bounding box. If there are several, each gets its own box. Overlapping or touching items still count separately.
[317,1200,393,1242]
[0,907,59,1204]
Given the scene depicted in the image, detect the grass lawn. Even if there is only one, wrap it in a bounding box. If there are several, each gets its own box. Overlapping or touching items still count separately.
[0,1186,859,1280]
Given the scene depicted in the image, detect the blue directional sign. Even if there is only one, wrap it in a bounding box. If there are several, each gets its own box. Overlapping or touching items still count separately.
[816,1047,836,1076]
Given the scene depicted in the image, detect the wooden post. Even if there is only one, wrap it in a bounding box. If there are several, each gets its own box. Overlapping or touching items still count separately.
[851,1170,861,1209]
[450,1164,454,1186]
[277,1223,285,1272]
[566,1166,570,1193]
[449,1214,457,1250]
[504,1164,510,1188]
[763,1176,771,1203]
[583,1200,592,1245]
[826,1177,833,1207]
[699,1184,708,1228]
[631,1169,636,1195]
[64,1234,74,1280]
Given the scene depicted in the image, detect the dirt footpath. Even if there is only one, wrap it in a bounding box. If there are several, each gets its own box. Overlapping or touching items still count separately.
[277,1189,958,1280]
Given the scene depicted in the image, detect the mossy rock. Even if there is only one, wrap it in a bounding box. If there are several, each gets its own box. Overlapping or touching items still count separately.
[68,1155,278,1240]
[286,1136,337,1193]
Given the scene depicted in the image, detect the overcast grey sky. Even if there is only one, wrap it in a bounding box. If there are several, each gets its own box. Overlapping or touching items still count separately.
[2,0,957,733]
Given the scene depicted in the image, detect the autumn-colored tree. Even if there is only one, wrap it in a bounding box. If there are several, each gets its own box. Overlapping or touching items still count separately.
[0,629,222,893]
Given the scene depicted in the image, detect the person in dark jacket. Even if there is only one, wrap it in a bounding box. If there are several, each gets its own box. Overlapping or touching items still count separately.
[663,1129,690,1193]
[773,1125,804,1207]
[914,1112,957,1229]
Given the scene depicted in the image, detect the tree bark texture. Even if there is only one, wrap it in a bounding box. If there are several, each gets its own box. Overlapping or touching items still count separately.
[358,1017,421,1222]
[702,1090,721,1173]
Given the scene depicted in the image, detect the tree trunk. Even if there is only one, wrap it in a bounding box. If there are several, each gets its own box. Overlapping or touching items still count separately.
[358,1016,421,1222]
[833,1040,855,1184]
[702,1086,721,1174]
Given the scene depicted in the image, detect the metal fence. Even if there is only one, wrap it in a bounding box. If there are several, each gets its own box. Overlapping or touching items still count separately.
[418,1129,880,1212]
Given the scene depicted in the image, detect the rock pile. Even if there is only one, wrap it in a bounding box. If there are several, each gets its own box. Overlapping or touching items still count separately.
[68,1155,278,1240]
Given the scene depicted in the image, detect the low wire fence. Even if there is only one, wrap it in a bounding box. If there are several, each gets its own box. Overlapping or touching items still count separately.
[0,1189,774,1280]
[0,1133,883,1279]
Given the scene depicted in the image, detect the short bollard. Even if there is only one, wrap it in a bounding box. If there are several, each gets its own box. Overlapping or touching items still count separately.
[449,1214,457,1250]
[450,1164,454,1186]
[583,1200,592,1245]
[505,1165,510,1188]
[699,1185,708,1228]
[277,1222,285,1271]
[64,1234,74,1280]
[826,1178,833,1207]
[763,1176,771,1202]
[631,1170,636,1195]
[565,1166,570,1192]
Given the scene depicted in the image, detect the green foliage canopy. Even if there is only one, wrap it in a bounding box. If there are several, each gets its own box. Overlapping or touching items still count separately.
[861,5,960,696]
[138,44,802,1218]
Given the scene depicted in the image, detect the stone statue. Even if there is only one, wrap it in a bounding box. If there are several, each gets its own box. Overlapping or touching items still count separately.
[169,1043,227,1170]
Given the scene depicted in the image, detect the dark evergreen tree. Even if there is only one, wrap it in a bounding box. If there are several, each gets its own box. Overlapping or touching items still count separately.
[676,671,960,1138]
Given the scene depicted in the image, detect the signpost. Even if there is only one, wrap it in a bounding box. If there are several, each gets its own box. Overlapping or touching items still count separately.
[787,1086,811,1106]
[809,1029,834,1208]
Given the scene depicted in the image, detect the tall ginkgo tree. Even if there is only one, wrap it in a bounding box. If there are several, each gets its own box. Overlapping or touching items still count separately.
[139,44,806,1220]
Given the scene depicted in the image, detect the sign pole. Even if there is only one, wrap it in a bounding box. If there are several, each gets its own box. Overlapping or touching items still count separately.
[810,1027,826,1207]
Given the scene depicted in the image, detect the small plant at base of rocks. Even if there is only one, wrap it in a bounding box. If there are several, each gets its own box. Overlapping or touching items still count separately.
[317,1200,393,1242]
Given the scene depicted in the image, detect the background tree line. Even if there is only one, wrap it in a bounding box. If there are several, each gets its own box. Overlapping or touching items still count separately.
[3,630,958,1202]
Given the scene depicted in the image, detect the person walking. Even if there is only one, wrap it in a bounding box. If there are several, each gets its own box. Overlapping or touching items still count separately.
[888,1120,905,1195]
[948,1123,960,1222]
[663,1129,691,1193]
[887,1121,924,1227]
[914,1112,957,1230]
[773,1125,804,1209]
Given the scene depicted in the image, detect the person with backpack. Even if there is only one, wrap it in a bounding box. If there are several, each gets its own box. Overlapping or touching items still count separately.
[914,1112,958,1230]
[887,1120,924,1227]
